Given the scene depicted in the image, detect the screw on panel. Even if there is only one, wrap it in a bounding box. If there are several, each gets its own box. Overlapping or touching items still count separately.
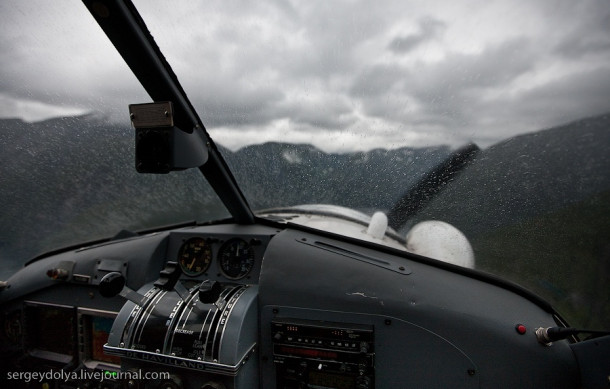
[399,266,405,271]
[468,369,476,376]
[384,319,392,325]
[273,308,279,314]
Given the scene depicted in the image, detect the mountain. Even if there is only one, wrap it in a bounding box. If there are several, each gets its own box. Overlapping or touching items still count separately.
[0,113,609,328]
[223,142,451,211]
[0,115,453,278]
[0,115,223,278]
[405,113,610,328]
[408,113,610,236]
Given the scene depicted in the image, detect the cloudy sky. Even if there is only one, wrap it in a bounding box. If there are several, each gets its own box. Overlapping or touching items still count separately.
[1,0,609,152]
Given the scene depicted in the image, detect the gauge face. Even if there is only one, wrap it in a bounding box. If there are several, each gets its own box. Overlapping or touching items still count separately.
[178,237,212,276]
[218,238,255,279]
[4,311,21,344]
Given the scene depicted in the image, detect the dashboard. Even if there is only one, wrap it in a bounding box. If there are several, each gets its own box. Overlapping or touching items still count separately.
[0,221,599,388]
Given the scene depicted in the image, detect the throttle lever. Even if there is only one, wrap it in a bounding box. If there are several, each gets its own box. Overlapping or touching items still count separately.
[99,272,149,306]
[154,261,182,290]
[153,261,191,302]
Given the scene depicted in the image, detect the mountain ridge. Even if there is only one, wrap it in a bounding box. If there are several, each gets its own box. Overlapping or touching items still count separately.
[0,112,609,279]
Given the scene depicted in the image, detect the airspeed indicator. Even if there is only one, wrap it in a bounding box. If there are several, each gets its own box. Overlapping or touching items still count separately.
[218,238,255,279]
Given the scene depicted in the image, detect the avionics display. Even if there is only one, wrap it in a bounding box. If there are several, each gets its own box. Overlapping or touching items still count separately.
[25,303,75,358]
[78,309,121,367]
[90,316,121,365]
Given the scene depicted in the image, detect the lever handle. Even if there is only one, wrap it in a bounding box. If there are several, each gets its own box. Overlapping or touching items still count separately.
[199,280,222,304]
[154,261,182,291]
[99,272,149,307]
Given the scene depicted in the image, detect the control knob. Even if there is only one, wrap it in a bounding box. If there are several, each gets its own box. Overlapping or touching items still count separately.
[356,375,371,389]
[199,280,222,304]
[201,382,226,389]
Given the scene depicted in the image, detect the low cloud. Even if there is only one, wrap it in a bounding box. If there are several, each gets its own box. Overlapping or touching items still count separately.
[388,17,447,54]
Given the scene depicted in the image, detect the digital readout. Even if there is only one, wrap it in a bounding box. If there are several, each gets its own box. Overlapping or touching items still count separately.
[277,345,339,360]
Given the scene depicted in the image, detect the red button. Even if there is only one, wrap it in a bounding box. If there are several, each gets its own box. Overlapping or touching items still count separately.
[515,324,527,335]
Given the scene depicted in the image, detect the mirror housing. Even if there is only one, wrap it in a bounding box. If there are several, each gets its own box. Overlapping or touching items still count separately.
[130,102,208,173]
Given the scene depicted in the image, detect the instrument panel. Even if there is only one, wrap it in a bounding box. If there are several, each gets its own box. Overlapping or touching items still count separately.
[170,232,270,283]
[0,223,592,389]
[0,225,278,389]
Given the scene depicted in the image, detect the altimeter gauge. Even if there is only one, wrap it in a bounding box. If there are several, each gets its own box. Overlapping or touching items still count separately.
[218,238,255,279]
[178,237,212,276]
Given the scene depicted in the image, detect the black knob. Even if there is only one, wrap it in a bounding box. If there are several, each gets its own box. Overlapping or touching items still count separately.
[99,272,125,297]
[198,280,222,304]
[358,360,368,376]
[356,375,371,389]
[359,341,369,354]
[297,361,308,378]
[201,382,226,389]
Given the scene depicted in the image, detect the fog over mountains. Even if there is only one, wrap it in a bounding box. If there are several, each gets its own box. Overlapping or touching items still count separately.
[1,113,609,314]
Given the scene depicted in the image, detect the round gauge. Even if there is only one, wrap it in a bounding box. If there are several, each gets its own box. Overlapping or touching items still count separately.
[218,238,255,279]
[178,237,212,276]
[4,311,21,344]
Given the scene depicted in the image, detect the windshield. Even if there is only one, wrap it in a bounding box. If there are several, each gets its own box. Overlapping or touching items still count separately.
[1,0,609,329]
[0,1,230,278]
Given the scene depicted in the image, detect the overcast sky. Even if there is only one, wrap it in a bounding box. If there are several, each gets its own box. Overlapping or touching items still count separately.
[1,0,609,152]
